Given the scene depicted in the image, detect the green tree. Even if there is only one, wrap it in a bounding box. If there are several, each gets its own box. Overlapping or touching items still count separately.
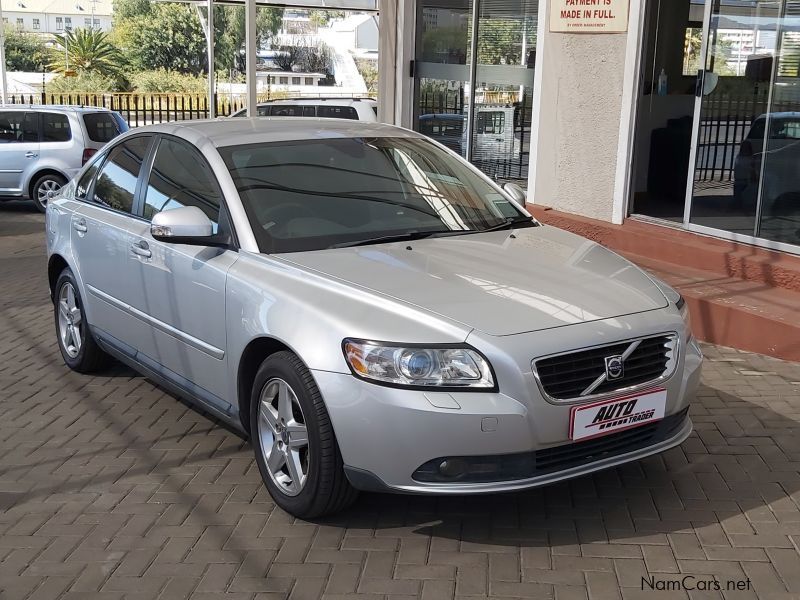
[218,6,284,73]
[113,3,283,76]
[49,28,124,77]
[308,10,345,29]
[119,3,208,74]
[112,0,152,21]
[477,20,524,65]
[2,26,49,72]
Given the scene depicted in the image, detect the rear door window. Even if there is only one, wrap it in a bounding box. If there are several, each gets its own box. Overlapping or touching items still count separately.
[83,112,125,143]
[317,106,358,120]
[76,160,101,200]
[271,105,305,117]
[92,136,151,214]
[42,113,71,142]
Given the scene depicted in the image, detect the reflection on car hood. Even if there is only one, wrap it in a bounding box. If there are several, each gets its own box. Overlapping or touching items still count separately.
[275,226,669,336]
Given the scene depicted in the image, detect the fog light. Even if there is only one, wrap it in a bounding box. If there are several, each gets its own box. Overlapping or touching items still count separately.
[438,459,467,478]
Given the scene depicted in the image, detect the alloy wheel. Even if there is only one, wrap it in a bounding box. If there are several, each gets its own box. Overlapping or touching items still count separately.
[58,282,83,359]
[37,179,63,207]
[257,378,310,497]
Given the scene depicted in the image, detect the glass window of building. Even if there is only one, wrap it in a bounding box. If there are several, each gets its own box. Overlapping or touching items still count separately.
[412,0,537,185]
[631,0,800,250]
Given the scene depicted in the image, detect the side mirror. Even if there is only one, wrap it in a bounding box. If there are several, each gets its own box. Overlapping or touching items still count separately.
[151,206,214,244]
[503,182,527,205]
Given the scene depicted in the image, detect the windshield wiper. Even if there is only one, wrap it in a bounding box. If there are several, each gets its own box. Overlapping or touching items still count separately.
[478,217,538,233]
[329,230,452,249]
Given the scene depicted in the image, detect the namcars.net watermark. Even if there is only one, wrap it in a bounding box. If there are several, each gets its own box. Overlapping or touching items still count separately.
[642,575,752,592]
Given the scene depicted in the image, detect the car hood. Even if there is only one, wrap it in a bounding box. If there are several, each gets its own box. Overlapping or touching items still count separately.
[274,226,669,336]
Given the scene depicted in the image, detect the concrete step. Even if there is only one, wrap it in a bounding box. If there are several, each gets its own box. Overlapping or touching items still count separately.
[528,206,800,362]
[623,251,800,362]
[530,207,800,293]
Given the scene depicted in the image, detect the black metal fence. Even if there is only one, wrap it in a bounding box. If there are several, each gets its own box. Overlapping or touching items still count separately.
[695,89,800,182]
[417,88,531,181]
[5,93,233,126]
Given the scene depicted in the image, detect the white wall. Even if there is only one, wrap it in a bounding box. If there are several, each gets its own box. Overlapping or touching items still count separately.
[3,11,112,34]
[529,0,643,224]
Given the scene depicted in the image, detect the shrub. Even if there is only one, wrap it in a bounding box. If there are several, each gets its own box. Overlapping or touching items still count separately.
[130,69,208,94]
[355,58,378,94]
[46,72,117,94]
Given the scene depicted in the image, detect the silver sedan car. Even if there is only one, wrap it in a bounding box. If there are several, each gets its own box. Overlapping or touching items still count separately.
[46,119,702,518]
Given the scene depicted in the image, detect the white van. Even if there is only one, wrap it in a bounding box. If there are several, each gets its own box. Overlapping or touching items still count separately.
[231,98,377,121]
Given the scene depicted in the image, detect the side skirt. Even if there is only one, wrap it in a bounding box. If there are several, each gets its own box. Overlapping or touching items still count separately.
[93,327,247,436]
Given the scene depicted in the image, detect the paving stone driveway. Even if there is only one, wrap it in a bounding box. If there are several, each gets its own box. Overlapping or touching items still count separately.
[2,202,800,600]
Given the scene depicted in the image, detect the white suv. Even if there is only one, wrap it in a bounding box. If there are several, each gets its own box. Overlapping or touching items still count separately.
[231,98,377,121]
[0,106,128,212]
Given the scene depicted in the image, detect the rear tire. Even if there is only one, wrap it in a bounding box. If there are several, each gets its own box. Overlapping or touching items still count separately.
[54,268,109,373]
[250,351,358,518]
[31,173,67,213]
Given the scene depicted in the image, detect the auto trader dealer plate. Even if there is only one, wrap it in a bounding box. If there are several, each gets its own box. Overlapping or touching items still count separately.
[570,389,667,442]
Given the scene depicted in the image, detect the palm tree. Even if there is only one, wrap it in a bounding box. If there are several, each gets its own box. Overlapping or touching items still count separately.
[49,28,123,77]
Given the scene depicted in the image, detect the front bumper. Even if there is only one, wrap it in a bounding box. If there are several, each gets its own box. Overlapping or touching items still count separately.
[313,327,702,494]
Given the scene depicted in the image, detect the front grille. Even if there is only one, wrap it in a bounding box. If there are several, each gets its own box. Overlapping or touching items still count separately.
[412,407,690,484]
[533,334,677,401]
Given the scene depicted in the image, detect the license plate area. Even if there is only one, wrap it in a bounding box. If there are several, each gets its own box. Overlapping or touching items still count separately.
[569,389,667,442]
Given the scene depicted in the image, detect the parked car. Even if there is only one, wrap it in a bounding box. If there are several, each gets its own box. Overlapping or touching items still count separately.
[231,98,377,121]
[418,106,521,160]
[734,112,800,218]
[419,113,464,154]
[0,106,128,212]
[46,118,701,518]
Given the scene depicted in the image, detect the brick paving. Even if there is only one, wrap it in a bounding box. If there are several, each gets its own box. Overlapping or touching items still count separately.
[1,201,800,600]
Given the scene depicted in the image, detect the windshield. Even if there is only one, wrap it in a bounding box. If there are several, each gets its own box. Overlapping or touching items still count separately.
[220,137,530,253]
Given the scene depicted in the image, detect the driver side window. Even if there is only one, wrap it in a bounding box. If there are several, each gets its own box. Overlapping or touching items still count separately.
[142,137,221,233]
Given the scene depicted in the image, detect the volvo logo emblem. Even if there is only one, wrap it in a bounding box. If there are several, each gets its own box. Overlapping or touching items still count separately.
[605,355,625,380]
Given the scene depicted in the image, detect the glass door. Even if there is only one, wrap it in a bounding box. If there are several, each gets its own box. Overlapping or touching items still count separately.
[413,0,538,183]
[685,0,800,251]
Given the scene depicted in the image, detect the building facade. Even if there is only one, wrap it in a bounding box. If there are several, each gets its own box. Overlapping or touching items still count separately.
[1,0,112,35]
[378,0,800,256]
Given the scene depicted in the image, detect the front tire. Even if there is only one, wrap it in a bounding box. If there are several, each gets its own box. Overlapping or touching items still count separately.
[54,269,109,373]
[31,173,67,213]
[250,351,357,518]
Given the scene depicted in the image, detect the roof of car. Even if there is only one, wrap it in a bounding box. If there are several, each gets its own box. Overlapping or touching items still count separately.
[752,112,800,121]
[0,104,113,113]
[257,98,377,106]
[135,117,421,148]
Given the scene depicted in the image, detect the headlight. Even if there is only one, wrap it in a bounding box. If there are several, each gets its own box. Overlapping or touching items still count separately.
[342,339,496,390]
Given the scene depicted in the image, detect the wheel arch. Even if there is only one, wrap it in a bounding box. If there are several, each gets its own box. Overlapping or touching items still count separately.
[27,168,69,199]
[47,254,70,302]
[237,336,308,434]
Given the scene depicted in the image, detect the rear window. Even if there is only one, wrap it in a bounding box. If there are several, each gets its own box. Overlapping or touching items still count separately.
[317,106,359,120]
[82,112,126,143]
[42,113,71,142]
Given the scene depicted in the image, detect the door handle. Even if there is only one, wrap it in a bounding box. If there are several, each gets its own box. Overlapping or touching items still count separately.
[25,151,38,159]
[72,218,87,233]
[131,240,152,258]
